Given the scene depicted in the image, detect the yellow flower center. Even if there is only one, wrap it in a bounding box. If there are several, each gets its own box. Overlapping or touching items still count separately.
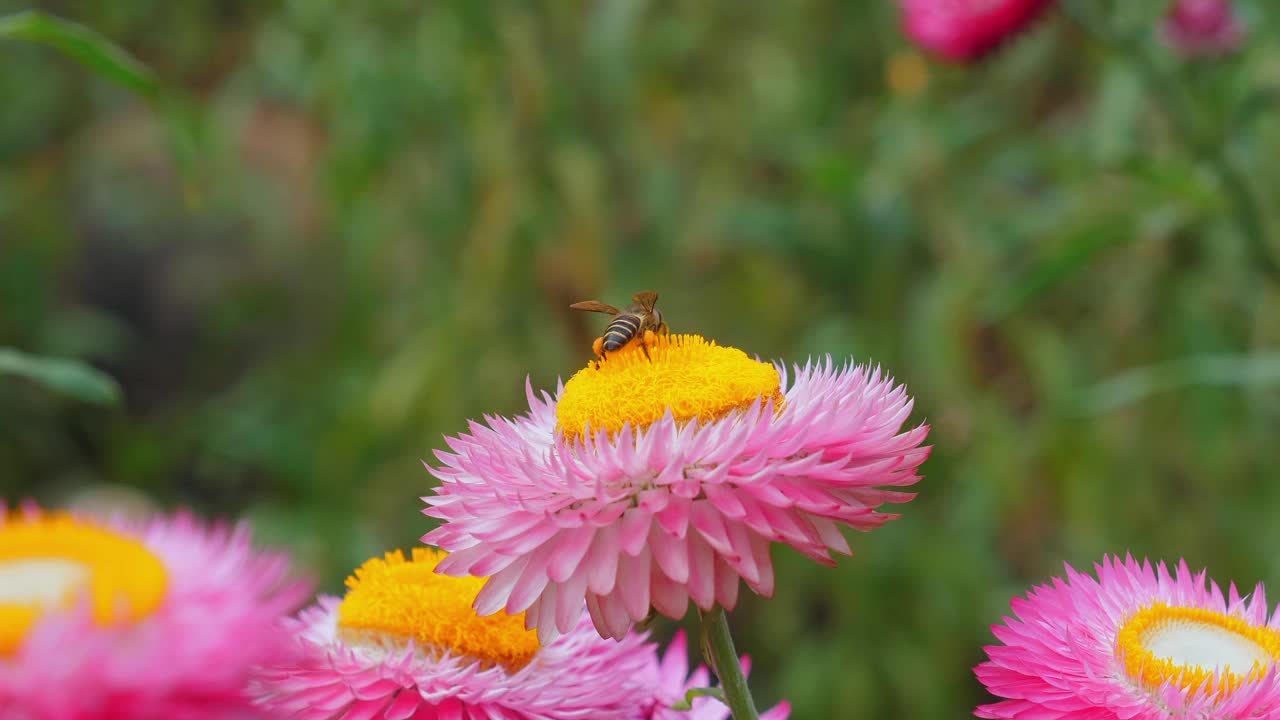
[1116,603,1280,695]
[0,512,168,655]
[336,548,540,672]
[556,334,782,441]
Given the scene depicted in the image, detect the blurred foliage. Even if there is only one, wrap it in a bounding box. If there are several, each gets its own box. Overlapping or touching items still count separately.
[0,10,158,97]
[4,1,1280,716]
[0,346,121,405]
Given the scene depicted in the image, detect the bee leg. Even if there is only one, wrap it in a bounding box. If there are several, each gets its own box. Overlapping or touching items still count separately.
[642,330,658,361]
[591,336,606,363]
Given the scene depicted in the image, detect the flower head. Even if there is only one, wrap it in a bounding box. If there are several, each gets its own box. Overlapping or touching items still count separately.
[254,547,790,719]
[976,555,1280,719]
[423,334,929,641]
[254,547,664,719]
[1162,0,1244,58]
[0,505,307,720]
[899,0,1057,63]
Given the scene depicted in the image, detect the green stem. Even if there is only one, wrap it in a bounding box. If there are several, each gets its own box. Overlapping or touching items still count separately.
[1062,0,1279,279]
[1210,153,1278,277]
[698,606,760,720]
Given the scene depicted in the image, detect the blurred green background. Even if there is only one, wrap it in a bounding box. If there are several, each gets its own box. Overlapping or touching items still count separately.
[4,1,1280,716]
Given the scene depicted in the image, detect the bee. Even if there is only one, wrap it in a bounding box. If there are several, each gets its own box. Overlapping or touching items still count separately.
[570,290,668,359]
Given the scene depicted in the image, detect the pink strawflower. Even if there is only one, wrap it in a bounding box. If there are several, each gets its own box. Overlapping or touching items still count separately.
[1162,0,1245,58]
[644,630,790,720]
[0,505,308,720]
[253,548,786,719]
[899,0,1058,62]
[976,555,1280,719]
[423,335,929,641]
[256,597,655,719]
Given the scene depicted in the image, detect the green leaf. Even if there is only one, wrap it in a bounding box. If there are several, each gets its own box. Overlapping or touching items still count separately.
[1091,64,1141,165]
[983,213,1131,323]
[0,10,158,97]
[671,687,727,711]
[1231,89,1280,134]
[0,11,208,202]
[1077,353,1280,414]
[155,93,208,206]
[0,347,122,406]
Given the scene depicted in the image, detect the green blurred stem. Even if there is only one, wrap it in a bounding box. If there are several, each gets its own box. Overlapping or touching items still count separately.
[1062,0,1279,280]
[698,606,759,720]
[1211,157,1273,271]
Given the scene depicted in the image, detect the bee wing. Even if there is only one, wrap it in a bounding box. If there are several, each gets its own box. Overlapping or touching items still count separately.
[569,300,622,315]
[631,290,658,312]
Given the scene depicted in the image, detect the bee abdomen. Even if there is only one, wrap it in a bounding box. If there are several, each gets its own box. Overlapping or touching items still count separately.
[603,314,641,350]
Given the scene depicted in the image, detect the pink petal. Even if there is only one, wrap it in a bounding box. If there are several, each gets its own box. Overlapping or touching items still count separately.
[618,548,652,621]
[619,508,653,556]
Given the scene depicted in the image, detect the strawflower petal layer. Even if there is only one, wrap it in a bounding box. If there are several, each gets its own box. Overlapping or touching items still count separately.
[255,547,708,720]
[976,554,1280,719]
[0,504,308,720]
[423,349,929,641]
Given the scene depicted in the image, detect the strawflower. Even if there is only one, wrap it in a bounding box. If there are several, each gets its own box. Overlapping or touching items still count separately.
[422,334,929,642]
[253,547,781,719]
[899,0,1058,63]
[0,504,307,720]
[1162,0,1244,58]
[976,554,1280,719]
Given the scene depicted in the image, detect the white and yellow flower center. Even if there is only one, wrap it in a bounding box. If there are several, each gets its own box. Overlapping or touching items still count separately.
[0,513,168,655]
[337,548,540,671]
[556,333,782,441]
[1117,603,1280,694]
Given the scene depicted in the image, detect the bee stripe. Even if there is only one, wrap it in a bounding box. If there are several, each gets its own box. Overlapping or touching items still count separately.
[609,315,641,333]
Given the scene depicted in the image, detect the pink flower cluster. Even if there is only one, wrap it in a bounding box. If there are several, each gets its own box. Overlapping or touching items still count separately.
[1162,0,1244,57]
[898,0,1245,63]
[899,0,1057,62]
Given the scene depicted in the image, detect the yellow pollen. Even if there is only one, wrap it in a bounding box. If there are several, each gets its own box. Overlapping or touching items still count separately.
[1117,603,1280,696]
[886,50,929,98]
[0,512,168,655]
[336,548,540,672]
[556,333,782,441]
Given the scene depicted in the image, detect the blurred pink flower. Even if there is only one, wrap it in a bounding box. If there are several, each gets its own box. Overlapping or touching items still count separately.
[0,506,308,720]
[899,0,1057,62]
[976,555,1280,719]
[423,337,929,642]
[1162,0,1244,57]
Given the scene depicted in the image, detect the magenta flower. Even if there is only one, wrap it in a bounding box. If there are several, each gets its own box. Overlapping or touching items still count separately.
[1162,0,1245,57]
[976,555,1280,719]
[0,506,308,720]
[423,334,929,641]
[253,547,785,719]
[899,0,1057,63]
